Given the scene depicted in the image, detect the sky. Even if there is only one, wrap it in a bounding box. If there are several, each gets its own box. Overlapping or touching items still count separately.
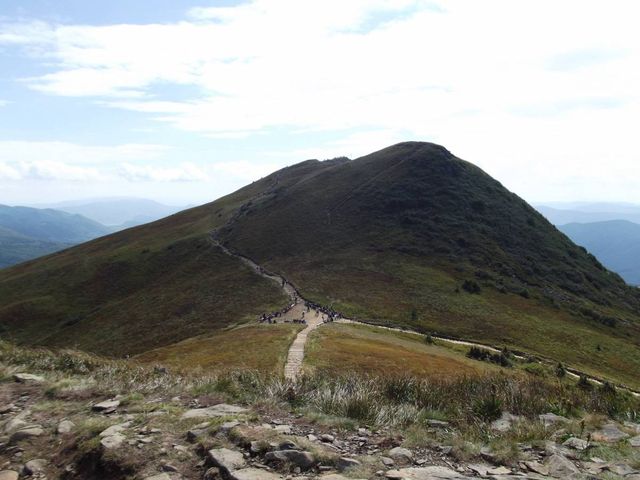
[0,0,639,206]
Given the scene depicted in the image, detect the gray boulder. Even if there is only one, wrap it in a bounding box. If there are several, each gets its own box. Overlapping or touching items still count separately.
[100,433,125,449]
[13,373,44,383]
[592,423,629,443]
[22,459,47,476]
[182,404,247,419]
[385,466,468,479]
[229,468,283,480]
[264,449,315,470]
[57,420,76,434]
[546,454,580,478]
[389,446,413,465]
[9,426,44,444]
[207,448,246,472]
[563,437,588,450]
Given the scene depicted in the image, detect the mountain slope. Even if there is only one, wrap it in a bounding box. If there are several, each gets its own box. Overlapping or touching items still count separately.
[218,142,640,386]
[0,226,70,268]
[560,220,640,286]
[0,142,639,387]
[0,205,112,268]
[0,161,343,356]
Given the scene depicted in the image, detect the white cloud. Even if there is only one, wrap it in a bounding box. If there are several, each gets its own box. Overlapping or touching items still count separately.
[211,160,287,180]
[0,141,170,182]
[120,162,209,182]
[1,1,640,201]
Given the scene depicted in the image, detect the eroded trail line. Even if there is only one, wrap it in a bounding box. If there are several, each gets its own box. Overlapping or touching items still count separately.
[211,237,331,379]
[210,236,640,395]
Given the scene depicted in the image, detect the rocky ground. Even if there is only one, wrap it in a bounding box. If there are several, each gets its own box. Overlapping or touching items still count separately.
[1,370,640,480]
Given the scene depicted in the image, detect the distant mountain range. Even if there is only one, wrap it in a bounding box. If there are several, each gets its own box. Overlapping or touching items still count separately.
[558,220,640,286]
[39,197,187,227]
[536,203,640,286]
[0,205,111,268]
[0,198,188,269]
[536,203,640,225]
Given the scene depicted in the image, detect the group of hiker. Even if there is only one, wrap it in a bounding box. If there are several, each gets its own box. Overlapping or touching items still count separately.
[304,300,342,323]
[257,299,344,325]
[258,302,297,324]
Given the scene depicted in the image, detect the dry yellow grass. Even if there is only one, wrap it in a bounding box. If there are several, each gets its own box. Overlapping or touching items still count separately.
[304,323,497,377]
[135,323,303,373]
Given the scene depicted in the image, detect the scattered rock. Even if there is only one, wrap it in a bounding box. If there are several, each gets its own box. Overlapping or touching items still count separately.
[3,417,27,434]
[487,466,511,475]
[13,373,44,383]
[322,475,366,480]
[143,475,172,480]
[592,423,630,443]
[273,424,292,434]
[381,456,395,467]
[9,426,44,444]
[546,454,580,478]
[385,466,467,479]
[468,464,490,476]
[181,404,247,419]
[320,433,335,443]
[604,462,636,476]
[22,459,47,476]
[220,421,241,431]
[337,457,361,471]
[277,439,298,450]
[427,419,449,428]
[630,435,640,447]
[563,437,588,450]
[524,460,549,476]
[57,419,76,434]
[203,467,221,480]
[208,448,246,472]
[99,422,131,437]
[228,468,283,480]
[0,472,18,480]
[389,446,413,465]
[264,449,315,470]
[490,412,522,432]
[100,433,126,449]
[92,399,120,413]
[538,413,568,427]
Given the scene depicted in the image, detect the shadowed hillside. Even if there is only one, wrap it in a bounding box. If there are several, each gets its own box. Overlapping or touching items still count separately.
[1,142,639,387]
[219,142,640,386]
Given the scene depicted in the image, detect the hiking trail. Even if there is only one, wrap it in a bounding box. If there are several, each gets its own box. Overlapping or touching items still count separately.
[210,236,640,395]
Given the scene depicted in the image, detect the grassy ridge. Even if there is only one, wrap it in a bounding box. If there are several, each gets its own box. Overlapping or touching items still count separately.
[305,323,494,377]
[221,142,640,387]
[136,323,303,373]
[0,181,294,356]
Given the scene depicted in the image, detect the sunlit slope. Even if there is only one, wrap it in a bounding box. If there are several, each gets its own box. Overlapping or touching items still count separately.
[0,172,309,356]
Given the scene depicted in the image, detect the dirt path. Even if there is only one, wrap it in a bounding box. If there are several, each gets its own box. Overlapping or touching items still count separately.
[210,236,640,395]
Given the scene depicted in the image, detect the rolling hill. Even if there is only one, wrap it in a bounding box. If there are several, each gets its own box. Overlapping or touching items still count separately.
[0,142,639,387]
[0,205,112,268]
[536,204,640,225]
[560,220,640,286]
